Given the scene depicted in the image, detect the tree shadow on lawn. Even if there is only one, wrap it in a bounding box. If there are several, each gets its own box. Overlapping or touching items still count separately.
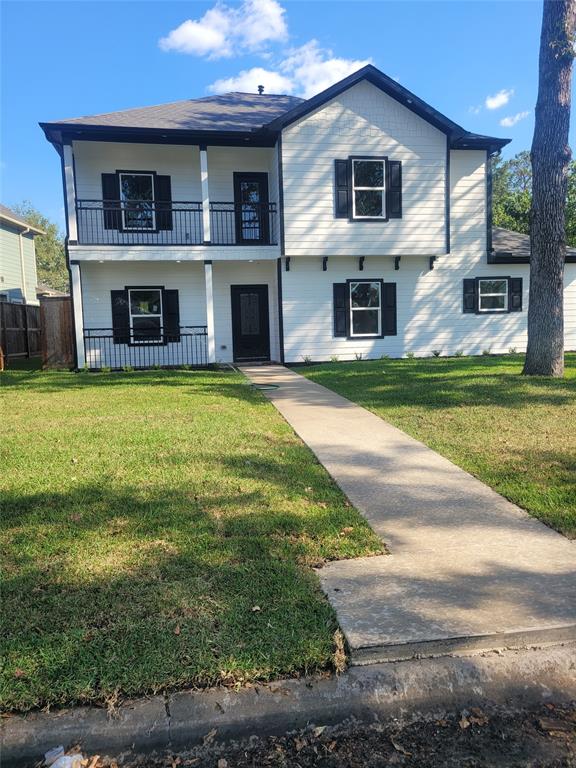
[303,355,576,411]
[2,480,362,713]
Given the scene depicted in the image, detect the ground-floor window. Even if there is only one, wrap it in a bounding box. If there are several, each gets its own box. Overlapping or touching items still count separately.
[128,288,163,341]
[478,278,508,312]
[350,280,382,336]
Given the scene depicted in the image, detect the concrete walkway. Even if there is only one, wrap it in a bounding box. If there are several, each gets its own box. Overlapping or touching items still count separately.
[242,365,576,664]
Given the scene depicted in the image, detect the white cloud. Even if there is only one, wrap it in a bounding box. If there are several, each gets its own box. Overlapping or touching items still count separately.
[468,104,482,115]
[209,40,371,97]
[209,66,295,94]
[279,40,371,98]
[485,88,514,110]
[499,110,530,128]
[159,0,287,59]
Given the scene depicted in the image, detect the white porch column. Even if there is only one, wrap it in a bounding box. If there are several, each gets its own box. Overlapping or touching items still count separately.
[62,143,78,242]
[69,262,86,369]
[200,145,211,243]
[204,260,216,363]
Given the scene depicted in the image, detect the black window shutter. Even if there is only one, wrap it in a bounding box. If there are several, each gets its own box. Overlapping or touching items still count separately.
[463,279,477,313]
[102,174,121,230]
[334,160,350,218]
[382,282,397,335]
[163,289,180,342]
[111,290,129,344]
[386,161,402,219]
[508,277,522,312]
[154,175,173,231]
[333,283,349,337]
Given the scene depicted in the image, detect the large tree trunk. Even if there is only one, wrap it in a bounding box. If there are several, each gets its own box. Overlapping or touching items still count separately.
[524,0,575,376]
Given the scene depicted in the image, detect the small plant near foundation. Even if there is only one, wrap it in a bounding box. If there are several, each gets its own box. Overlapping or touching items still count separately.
[432,350,442,357]
[302,355,312,365]
[330,355,339,363]
[454,349,464,357]
[100,366,111,374]
[122,365,134,373]
[509,347,517,354]
[152,363,162,370]
[405,351,415,359]
[380,354,390,360]
[482,347,492,356]
[180,363,192,371]
[79,364,89,373]
[354,352,363,361]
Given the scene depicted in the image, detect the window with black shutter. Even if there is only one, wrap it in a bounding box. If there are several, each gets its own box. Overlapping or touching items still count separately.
[463,277,523,314]
[334,157,402,221]
[333,280,397,338]
[111,286,180,345]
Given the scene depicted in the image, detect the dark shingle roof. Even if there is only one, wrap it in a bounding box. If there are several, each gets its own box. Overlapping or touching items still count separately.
[492,227,576,262]
[51,92,304,133]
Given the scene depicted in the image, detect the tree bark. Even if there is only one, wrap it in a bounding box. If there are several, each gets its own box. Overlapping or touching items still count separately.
[524,0,576,376]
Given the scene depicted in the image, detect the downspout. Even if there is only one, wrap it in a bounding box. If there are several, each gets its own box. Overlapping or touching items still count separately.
[18,227,31,304]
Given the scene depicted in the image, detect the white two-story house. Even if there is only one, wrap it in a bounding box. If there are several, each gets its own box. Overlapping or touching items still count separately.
[41,65,576,369]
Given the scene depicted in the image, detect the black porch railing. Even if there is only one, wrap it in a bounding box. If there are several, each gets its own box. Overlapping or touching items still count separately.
[83,326,208,369]
[210,202,278,245]
[76,200,203,245]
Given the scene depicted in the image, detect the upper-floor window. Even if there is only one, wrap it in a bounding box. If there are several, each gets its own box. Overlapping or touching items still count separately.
[352,159,386,219]
[120,173,155,230]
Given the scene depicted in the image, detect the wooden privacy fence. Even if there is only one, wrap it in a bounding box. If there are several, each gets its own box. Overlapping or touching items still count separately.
[40,296,74,369]
[0,302,41,367]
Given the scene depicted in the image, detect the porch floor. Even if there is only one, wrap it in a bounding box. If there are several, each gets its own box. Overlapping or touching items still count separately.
[241,365,576,664]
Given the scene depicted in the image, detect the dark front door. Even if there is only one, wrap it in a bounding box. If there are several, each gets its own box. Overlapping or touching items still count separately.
[231,285,270,362]
[233,173,269,244]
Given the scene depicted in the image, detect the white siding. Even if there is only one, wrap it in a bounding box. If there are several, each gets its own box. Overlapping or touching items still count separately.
[0,225,39,304]
[213,260,280,363]
[69,244,280,262]
[281,80,447,257]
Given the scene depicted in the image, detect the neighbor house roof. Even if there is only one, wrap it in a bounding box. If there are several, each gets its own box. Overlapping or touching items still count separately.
[40,65,509,152]
[490,227,576,263]
[0,204,45,235]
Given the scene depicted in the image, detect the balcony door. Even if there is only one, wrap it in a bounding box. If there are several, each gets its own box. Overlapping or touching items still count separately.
[233,173,269,244]
[231,285,270,362]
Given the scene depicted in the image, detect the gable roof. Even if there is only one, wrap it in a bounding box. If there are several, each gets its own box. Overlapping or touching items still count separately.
[40,65,509,152]
[0,204,45,235]
[490,227,576,263]
[262,65,509,151]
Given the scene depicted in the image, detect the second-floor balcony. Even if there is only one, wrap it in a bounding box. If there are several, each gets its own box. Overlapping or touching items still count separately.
[75,199,278,247]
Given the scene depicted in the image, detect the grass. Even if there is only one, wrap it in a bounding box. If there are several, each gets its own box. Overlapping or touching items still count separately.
[299,354,576,539]
[0,368,383,713]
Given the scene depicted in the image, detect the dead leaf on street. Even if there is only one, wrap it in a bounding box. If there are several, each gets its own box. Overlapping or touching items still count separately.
[203,728,217,745]
[217,759,228,768]
[313,725,326,737]
[538,717,574,736]
[294,737,307,752]
[391,738,412,756]
[459,714,471,729]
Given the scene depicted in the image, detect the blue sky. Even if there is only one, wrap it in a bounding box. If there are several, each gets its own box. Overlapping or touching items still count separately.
[1,0,568,227]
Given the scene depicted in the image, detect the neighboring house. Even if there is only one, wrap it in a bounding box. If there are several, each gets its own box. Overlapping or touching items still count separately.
[0,204,45,305]
[40,65,576,369]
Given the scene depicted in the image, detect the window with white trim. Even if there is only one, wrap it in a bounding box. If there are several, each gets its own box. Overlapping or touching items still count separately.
[352,159,386,219]
[120,173,155,230]
[128,288,162,341]
[350,281,382,336]
[478,278,508,312]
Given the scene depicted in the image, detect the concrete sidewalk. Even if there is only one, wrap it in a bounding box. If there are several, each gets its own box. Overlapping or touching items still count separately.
[242,365,576,663]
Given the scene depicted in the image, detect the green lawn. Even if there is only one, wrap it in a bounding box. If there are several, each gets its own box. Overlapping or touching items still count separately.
[0,369,382,712]
[300,354,576,539]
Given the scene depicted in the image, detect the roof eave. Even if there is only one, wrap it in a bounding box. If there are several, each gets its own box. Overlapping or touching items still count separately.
[0,212,45,235]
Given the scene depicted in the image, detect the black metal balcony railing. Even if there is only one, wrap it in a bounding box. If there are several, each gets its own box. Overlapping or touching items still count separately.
[76,200,203,245]
[83,326,208,369]
[210,202,278,245]
[76,200,278,246]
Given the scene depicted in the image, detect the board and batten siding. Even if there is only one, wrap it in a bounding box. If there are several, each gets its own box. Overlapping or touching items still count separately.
[0,224,39,304]
[280,80,447,257]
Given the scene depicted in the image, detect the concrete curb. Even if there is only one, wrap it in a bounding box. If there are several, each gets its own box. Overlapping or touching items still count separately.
[3,644,576,767]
